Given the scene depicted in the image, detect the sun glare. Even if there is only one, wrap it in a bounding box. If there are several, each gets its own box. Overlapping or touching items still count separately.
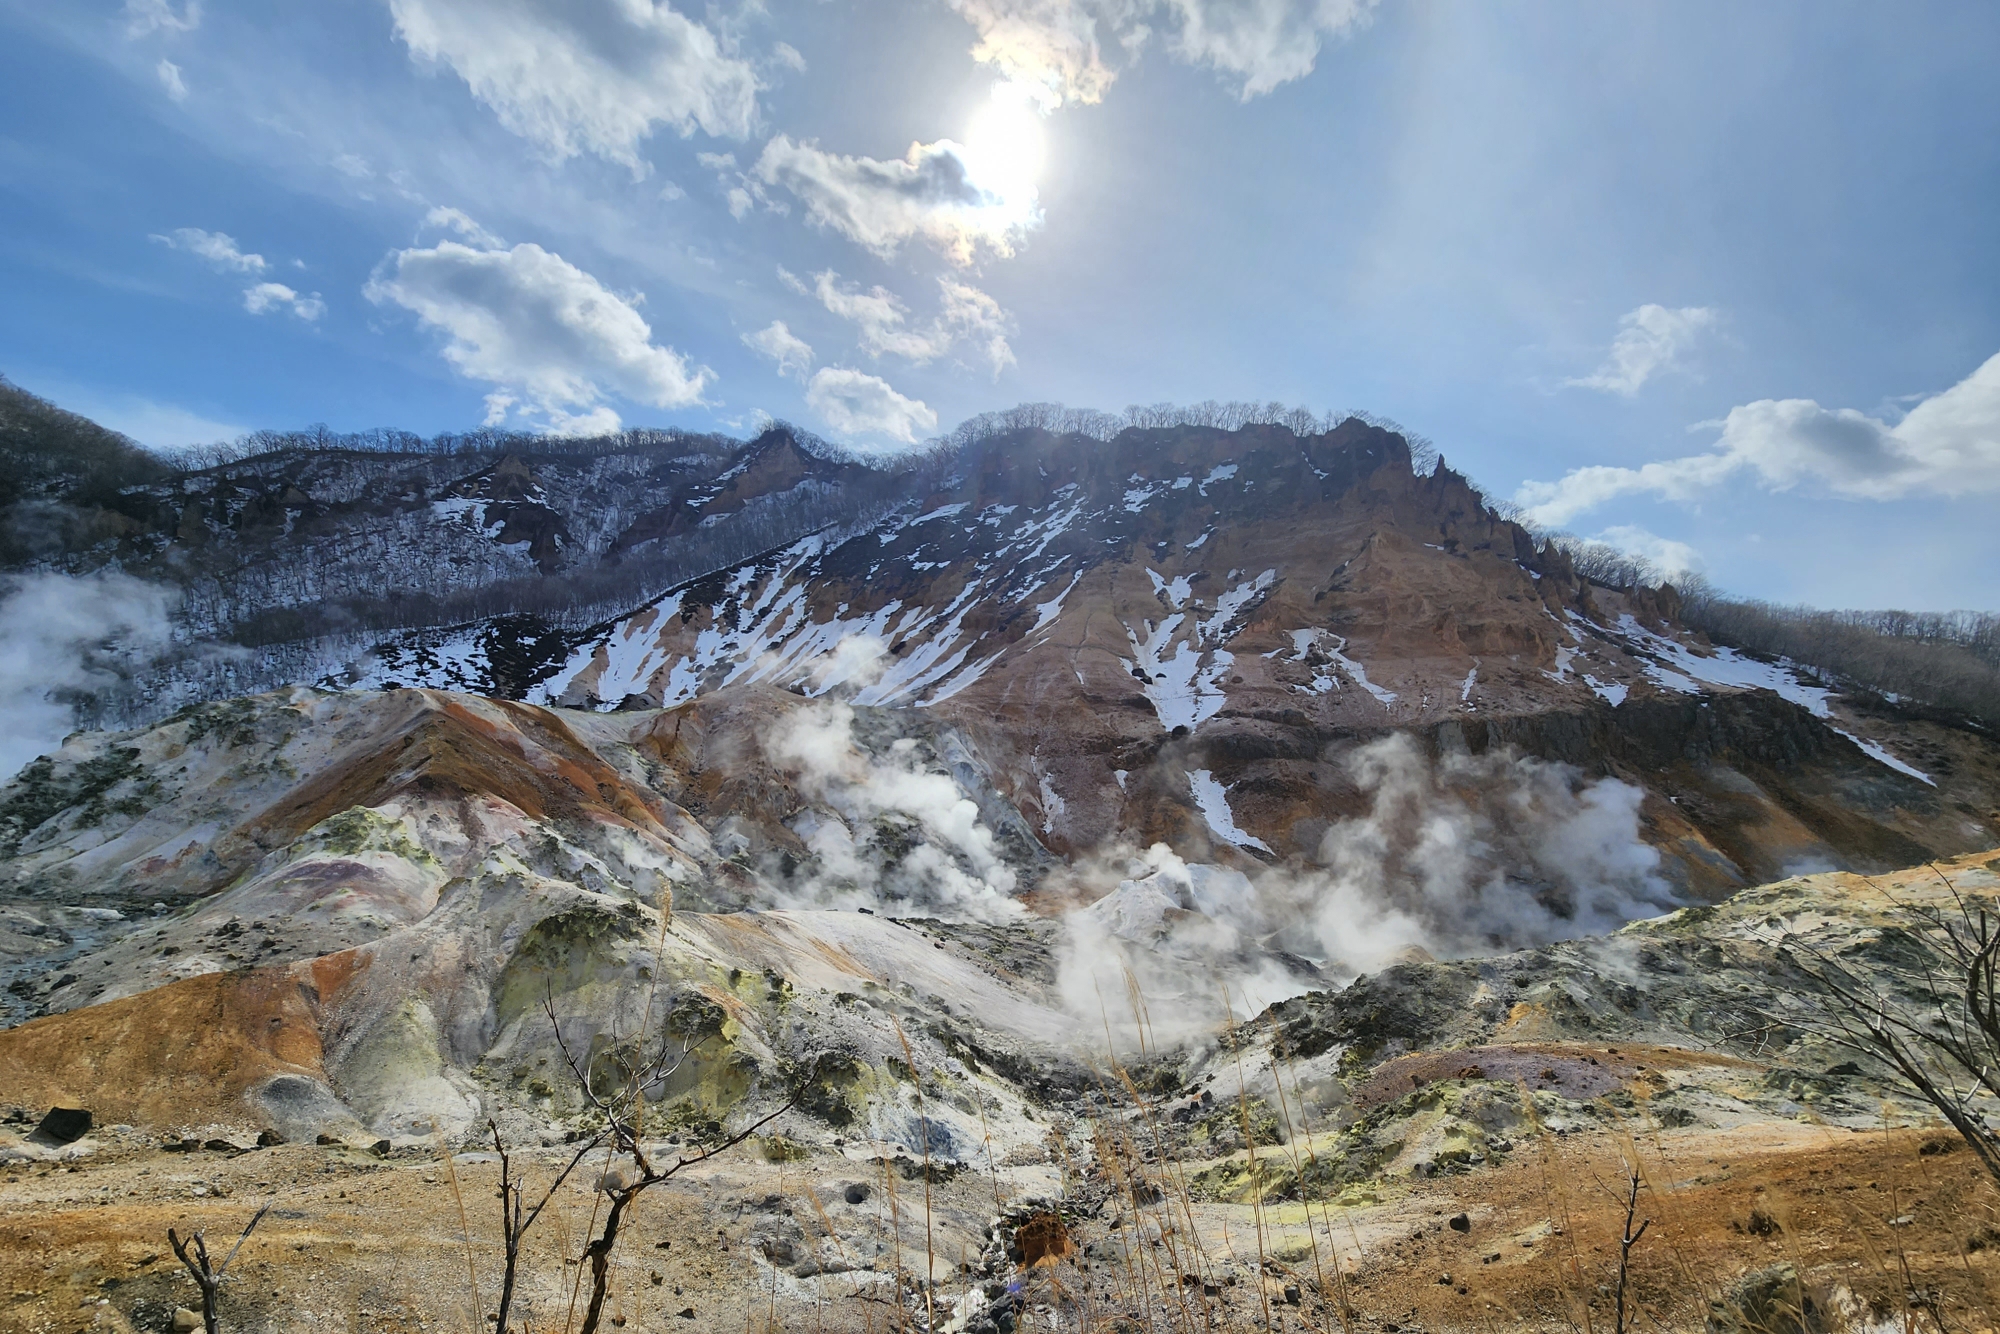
[963,83,1046,196]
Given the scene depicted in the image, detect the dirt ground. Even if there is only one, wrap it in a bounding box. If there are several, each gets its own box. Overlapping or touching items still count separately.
[5,1108,1999,1334]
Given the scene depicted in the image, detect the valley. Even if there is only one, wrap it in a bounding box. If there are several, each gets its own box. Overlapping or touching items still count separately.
[5,411,2000,1332]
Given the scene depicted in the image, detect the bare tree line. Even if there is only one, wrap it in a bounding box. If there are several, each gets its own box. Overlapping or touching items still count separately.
[1535,532,1999,724]
[167,423,743,472]
[1681,595,2000,724]
[922,400,1442,474]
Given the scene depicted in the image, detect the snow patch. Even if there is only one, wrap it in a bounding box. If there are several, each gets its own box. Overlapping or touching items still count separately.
[1146,568,1193,610]
[1584,675,1628,707]
[1833,729,1935,786]
[1037,770,1066,835]
[1614,615,1834,716]
[1030,571,1083,633]
[1188,770,1271,854]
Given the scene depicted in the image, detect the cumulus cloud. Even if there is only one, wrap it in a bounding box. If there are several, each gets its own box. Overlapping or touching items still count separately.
[1166,0,1377,99]
[752,134,1041,265]
[805,367,937,443]
[1590,525,1703,579]
[811,272,1016,376]
[742,320,813,380]
[123,0,200,37]
[0,573,177,783]
[151,227,265,273]
[1566,303,1719,396]
[366,222,712,434]
[156,59,187,101]
[1518,348,2000,526]
[944,0,1373,108]
[388,0,759,171]
[945,0,1129,110]
[242,282,325,321]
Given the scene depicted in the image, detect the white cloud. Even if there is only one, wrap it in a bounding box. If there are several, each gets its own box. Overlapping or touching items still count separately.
[945,0,1129,110]
[242,282,326,320]
[813,273,947,362]
[1518,349,2000,527]
[1165,0,1377,99]
[123,0,200,37]
[937,278,1017,376]
[422,205,503,248]
[752,134,1041,265]
[151,227,265,273]
[743,320,813,380]
[388,0,759,171]
[156,59,187,101]
[1566,303,1719,396]
[944,0,1373,108]
[811,271,1016,377]
[805,368,937,444]
[1590,525,1704,579]
[365,227,713,433]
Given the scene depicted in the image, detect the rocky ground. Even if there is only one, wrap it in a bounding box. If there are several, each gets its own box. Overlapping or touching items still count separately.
[5,850,2000,1333]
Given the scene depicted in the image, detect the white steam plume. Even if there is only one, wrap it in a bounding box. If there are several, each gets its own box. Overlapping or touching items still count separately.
[1305,733,1675,959]
[763,696,1022,922]
[0,572,178,780]
[1057,733,1678,1048]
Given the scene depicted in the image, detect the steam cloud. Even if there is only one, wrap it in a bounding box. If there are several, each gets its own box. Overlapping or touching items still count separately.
[1058,734,1678,1046]
[762,696,1022,922]
[0,572,178,781]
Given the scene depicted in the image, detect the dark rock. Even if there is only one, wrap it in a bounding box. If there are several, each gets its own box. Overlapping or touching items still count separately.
[30,1107,91,1144]
[1448,1213,1471,1233]
[370,1139,393,1157]
[256,1129,285,1147]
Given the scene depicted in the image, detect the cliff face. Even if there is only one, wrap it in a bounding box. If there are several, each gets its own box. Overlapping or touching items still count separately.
[342,420,2000,892]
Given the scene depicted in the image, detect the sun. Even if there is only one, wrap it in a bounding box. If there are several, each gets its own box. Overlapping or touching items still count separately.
[962,83,1046,197]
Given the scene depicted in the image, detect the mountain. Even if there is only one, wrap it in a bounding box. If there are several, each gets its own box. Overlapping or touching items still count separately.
[345,417,1997,895]
[4,399,2000,1332]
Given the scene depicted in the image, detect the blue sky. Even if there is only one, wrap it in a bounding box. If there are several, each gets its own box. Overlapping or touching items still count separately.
[3,0,1997,609]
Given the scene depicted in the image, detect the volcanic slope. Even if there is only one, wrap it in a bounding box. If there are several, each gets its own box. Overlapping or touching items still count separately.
[5,767,1999,1334]
[352,420,2000,892]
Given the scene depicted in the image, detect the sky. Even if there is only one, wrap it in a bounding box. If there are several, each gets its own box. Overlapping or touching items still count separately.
[2,0,1997,610]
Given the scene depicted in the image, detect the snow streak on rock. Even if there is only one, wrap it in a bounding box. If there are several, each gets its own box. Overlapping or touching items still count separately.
[1189,768,1272,854]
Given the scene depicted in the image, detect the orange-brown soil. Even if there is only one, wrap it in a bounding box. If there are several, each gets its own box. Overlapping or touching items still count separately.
[7,1118,1997,1334]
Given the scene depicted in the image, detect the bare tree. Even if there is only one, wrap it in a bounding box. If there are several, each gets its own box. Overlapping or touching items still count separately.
[485,1120,609,1334]
[537,992,820,1334]
[1775,866,2000,1186]
[166,1200,272,1334]
[1612,1168,1649,1334]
